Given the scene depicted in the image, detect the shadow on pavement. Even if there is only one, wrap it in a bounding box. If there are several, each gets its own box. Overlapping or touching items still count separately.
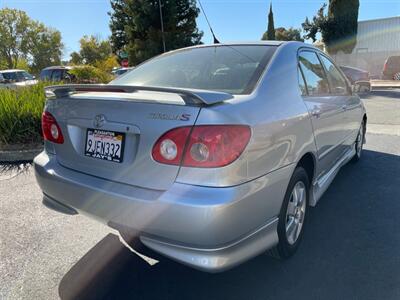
[59,149,400,300]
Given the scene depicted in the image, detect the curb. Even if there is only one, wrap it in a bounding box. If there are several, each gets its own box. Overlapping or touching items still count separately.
[0,147,43,163]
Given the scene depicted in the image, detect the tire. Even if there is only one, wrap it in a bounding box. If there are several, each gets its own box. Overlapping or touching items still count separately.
[352,120,365,163]
[269,167,309,259]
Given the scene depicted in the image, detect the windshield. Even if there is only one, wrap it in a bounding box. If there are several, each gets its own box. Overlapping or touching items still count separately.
[112,45,277,94]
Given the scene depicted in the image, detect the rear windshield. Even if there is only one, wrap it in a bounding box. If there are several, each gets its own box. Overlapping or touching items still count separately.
[112,45,277,94]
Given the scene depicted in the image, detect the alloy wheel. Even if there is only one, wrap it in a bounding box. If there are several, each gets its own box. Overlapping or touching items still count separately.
[285,181,307,245]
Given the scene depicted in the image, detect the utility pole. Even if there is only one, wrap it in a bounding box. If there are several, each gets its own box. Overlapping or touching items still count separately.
[158,0,166,52]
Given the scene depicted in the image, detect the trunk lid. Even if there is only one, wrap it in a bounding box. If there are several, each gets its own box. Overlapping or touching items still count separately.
[46,90,202,190]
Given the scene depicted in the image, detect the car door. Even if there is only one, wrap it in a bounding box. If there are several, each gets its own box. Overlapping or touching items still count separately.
[318,53,361,149]
[298,50,347,176]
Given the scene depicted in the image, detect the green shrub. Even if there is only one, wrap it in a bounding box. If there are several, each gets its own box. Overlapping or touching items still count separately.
[70,65,112,84]
[0,83,48,147]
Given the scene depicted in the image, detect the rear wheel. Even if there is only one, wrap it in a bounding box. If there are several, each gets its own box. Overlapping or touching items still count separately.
[352,120,365,163]
[269,167,309,259]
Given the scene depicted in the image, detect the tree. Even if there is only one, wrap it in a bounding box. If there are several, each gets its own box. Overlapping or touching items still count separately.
[262,3,275,40]
[29,24,63,74]
[109,0,203,65]
[0,8,32,68]
[69,35,119,72]
[109,0,130,55]
[302,0,360,54]
[0,8,63,72]
[275,27,304,42]
[70,51,82,65]
[94,55,120,73]
[77,35,113,65]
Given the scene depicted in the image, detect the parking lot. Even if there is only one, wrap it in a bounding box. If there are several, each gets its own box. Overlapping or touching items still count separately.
[1,90,399,300]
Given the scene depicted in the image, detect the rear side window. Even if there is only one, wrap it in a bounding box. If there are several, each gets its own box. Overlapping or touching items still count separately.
[112,45,277,95]
[319,55,349,95]
[298,51,330,96]
[2,72,17,82]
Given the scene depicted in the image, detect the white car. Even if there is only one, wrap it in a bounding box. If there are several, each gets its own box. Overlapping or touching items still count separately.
[0,69,38,89]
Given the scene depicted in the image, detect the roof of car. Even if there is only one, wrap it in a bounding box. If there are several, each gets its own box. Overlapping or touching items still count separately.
[157,41,304,57]
[42,66,73,71]
[188,41,286,49]
[0,69,26,73]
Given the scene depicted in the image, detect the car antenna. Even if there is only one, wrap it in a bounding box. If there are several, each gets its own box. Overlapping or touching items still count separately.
[198,0,220,44]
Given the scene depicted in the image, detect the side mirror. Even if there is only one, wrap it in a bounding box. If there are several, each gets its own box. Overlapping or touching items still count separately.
[32,76,36,80]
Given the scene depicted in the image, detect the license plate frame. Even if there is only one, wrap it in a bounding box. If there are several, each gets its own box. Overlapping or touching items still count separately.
[84,129,125,163]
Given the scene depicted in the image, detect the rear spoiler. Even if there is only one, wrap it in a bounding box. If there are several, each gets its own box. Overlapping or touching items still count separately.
[44,84,233,106]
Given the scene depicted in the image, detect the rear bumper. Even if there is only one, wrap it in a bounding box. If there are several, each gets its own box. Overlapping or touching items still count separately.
[34,151,293,272]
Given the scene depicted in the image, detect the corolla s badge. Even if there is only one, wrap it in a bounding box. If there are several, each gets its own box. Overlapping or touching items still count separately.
[93,114,106,128]
[148,113,191,121]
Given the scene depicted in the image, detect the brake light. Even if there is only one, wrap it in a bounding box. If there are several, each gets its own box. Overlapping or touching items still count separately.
[41,111,64,144]
[152,127,191,165]
[152,125,251,168]
[383,61,388,72]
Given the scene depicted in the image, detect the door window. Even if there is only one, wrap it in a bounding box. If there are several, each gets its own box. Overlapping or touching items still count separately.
[51,70,63,81]
[319,55,349,95]
[298,51,330,96]
[40,69,52,80]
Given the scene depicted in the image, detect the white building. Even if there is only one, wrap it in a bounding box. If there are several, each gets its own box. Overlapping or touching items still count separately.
[333,16,400,78]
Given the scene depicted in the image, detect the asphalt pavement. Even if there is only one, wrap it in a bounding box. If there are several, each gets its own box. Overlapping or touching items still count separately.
[1,90,399,300]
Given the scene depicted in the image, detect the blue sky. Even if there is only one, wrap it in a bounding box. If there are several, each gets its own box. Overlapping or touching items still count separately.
[2,0,399,59]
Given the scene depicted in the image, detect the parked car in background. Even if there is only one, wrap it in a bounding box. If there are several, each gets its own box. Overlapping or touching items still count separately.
[40,66,76,82]
[0,69,38,89]
[34,42,367,273]
[382,56,400,80]
[340,66,371,92]
[111,67,134,77]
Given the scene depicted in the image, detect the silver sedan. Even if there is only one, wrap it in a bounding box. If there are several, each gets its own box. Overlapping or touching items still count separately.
[34,41,366,272]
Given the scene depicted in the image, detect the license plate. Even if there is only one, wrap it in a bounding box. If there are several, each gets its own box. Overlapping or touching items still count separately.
[85,129,125,163]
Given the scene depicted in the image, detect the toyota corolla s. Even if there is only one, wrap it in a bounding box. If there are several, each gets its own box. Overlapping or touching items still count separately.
[34,41,367,272]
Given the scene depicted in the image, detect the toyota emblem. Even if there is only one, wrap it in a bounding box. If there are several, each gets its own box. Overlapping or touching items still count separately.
[93,114,106,128]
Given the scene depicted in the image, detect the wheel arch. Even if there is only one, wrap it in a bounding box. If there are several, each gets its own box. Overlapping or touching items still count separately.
[296,152,316,187]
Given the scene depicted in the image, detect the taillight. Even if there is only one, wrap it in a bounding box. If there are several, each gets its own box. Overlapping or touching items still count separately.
[152,125,251,168]
[152,127,191,165]
[41,111,64,144]
[383,61,388,72]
